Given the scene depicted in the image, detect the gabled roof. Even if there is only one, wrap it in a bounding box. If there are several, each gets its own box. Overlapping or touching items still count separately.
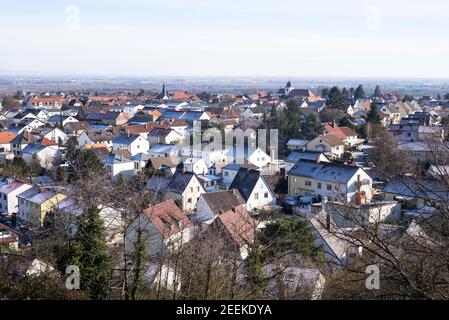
[216,204,255,246]
[312,134,344,147]
[142,199,192,239]
[10,131,37,145]
[113,134,142,145]
[288,160,362,184]
[324,123,357,140]
[229,168,266,201]
[167,171,197,194]
[0,131,17,144]
[200,190,246,216]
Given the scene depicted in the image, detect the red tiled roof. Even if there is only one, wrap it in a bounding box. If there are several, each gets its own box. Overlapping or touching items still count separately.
[143,199,192,239]
[217,205,255,247]
[0,131,17,144]
[324,123,358,140]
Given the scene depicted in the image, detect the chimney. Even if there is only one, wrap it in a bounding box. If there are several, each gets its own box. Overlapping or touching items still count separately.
[39,187,46,193]
[326,213,331,231]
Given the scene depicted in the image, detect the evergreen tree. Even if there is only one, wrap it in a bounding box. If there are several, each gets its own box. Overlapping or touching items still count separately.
[29,154,43,176]
[7,157,30,180]
[284,100,301,138]
[328,87,344,110]
[130,228,147,300]
[354,85,366,99]
[321,88,330,98]
[54,205,112,299]
[367,102,381,124]
[342,87,349,99]
[300,113,324,140]
[373,85,382,98]
[260,217,321,260]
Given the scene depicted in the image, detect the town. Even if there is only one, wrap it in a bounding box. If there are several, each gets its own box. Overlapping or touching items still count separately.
[1,79,448,300]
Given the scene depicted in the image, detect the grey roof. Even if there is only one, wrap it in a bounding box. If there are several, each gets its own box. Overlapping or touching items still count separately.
[102,154,133,165]
[200,190,245,215]
[286,151,328,164]
[383,178,449,201]
[167,171,196,194]
[113,134,140,145]
[288,160,362,184]
[229,168,265,201]
[147,176,171,192]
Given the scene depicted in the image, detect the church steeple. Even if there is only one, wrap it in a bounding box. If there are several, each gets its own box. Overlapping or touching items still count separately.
[156,83,169,100]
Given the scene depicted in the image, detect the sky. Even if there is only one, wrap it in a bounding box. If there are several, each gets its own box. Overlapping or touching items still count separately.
[1,0,449,78]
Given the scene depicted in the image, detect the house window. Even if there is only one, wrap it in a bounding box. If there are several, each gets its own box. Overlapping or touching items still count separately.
[327,185,332,191]
[224,171,229,177]
[188,198,192,203]
[318,183,322,189]
[254,193,259,200]
[134,162,139,170]
[190,187,193,193]
[264,192,269,198]
[305,180,312,187]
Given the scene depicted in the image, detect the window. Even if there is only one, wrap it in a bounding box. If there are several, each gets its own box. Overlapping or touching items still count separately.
[327,185,332,191]
[190,187,193,193]
[264,192,269,198]
[317,183,322,189]
[134,162,139,170]
[254,193,259,200]
[305,180,312,187]
[224,171,229,177]
[188,198,192,203]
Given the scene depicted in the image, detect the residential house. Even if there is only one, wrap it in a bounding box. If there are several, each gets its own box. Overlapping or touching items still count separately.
[182,157,209,175]
[37,127,68,145]
[287,139,309,151]
[148,128,182,146]
[112,134,150,157]
[0,132,17,152]
[103,154,136,181]
[30,97,64,109]
[47,115,79,127]
[0,180,33,215]
[63,121,91,136]
[77,130,116,151]
[17,187,66,227]
[209,204,256,259]
[22,144,61,169]
[10,131,37,156]
[306,134,345,159]
[287,160,373,203]
[148,170,206,212]
[196,189,246,223]
[323,122,359,147]
[285,151,330,174]
[229,168,276,211]
[125,199,194,256]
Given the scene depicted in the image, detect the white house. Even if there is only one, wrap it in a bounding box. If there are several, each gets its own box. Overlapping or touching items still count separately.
[229,168,276,211]
[112,134,150,157]
[125,199,194,257]
[247,148,271,169]
[182,157,209,175]
[22,144,61,169]
[0,180,33,215]
[102,155,136,181]
[196,189,246,223]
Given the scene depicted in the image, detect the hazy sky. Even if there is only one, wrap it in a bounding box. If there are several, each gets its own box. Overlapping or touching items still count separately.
[1,0,449,78]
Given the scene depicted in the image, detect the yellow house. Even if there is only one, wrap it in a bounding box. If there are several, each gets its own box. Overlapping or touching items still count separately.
[17,186,66,227]
[306,134,345,159]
